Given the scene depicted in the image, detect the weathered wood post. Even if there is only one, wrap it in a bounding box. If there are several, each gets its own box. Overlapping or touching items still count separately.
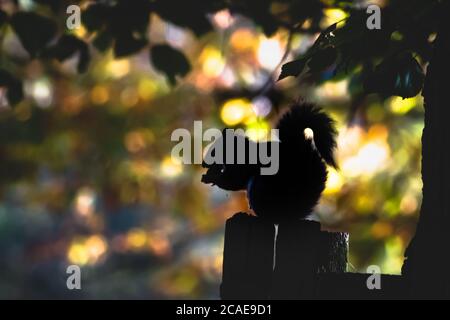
[221,212,348,299]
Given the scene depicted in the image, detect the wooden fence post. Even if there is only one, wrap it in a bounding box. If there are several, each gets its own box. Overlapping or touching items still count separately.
[221,212,348,299]
[220,212,274,299]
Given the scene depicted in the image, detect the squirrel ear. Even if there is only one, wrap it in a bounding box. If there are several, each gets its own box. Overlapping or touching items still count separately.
[201,129,258,191]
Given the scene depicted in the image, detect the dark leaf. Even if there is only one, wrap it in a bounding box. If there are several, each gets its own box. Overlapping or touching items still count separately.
[364,54,425,98]
[153,0,213,36]
[43,35,80,60]
[309,22,339,52]
[83,1,151,57]
[307,46,338,72]
[114,34,148,58]
[82,3,111,32]
[324,22,338,34]
[110,0,152,35]
[150,45,191,85]
[289,0,324,25]
[0,69,24,106]
[278,59,307,80]
[93,31,113,52]
[7,78,24,105]
[42,35,90,73]
[10,12,57,57]
[246,9,280,37]
[333,9,392,61]
[0,9,7,28]
[77,42,90,73]
[392,57,425,98]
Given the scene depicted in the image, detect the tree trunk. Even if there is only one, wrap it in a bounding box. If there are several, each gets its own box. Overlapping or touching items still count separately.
[403,3,450,299]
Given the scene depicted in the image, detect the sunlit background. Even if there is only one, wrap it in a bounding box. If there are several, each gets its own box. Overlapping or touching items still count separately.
[0,2,422,299]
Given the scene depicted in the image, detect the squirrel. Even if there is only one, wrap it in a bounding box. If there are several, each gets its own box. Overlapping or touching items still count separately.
[201,102,338,223]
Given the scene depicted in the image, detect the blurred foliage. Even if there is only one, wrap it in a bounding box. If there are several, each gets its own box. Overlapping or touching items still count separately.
[0,0,439,298]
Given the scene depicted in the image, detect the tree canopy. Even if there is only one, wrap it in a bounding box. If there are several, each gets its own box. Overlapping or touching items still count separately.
[0,0,441,106]
[0,0,444,299]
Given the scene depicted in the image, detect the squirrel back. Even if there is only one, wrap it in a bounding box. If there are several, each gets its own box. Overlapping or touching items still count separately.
[202,102,338,222]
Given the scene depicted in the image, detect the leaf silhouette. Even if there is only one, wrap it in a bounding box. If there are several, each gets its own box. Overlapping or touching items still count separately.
[114,33,148,58]
[82,3,111,32]
[278,59,307,80]
[153,0,213,36]
[0,69,24,106]
[364,53,425,98]
[43,35,90,73]
[150,45,191,85]
[93,31,113,52]
[83,1,150,58]
[307,46,338,72]
[10,12,57,58]
[0,9,7,28]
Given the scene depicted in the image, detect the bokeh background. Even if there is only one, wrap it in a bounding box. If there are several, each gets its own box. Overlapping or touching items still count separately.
[0,0,423,299]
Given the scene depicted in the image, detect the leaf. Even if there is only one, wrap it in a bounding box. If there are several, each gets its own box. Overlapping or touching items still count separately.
[114,33,148,58]
[0,69,24,106]
[364,54,425,98]
[332,9,392,62]
[93,31,113,52]
[310,22,338,51]
[83,1,150,57]
[42,35,91,73]
[278,59,307,80]
[279,23,339,81]
[150,45,191,85]
[10,12,57,57]
[0,9,7,28]
[245,8,280,37]
[111,0,152,35]
[289,0,324,25]
[153,0,213,36]
[82,3,111,32]
[393,57,425,98]
[43,35,79,60]
[6,78,24,105]
[324,22,338,34]
[307,46,338,72]
[77,43,90,73]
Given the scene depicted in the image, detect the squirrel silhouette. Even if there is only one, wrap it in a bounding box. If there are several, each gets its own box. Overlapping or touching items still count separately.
[202,102,338,223]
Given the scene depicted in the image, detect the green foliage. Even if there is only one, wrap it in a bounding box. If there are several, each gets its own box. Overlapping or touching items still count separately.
[0,0,440,104]
[0,0,435,299]
[278,1,438,98]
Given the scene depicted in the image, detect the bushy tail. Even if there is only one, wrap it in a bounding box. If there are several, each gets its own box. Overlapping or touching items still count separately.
[276,103,338,168]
